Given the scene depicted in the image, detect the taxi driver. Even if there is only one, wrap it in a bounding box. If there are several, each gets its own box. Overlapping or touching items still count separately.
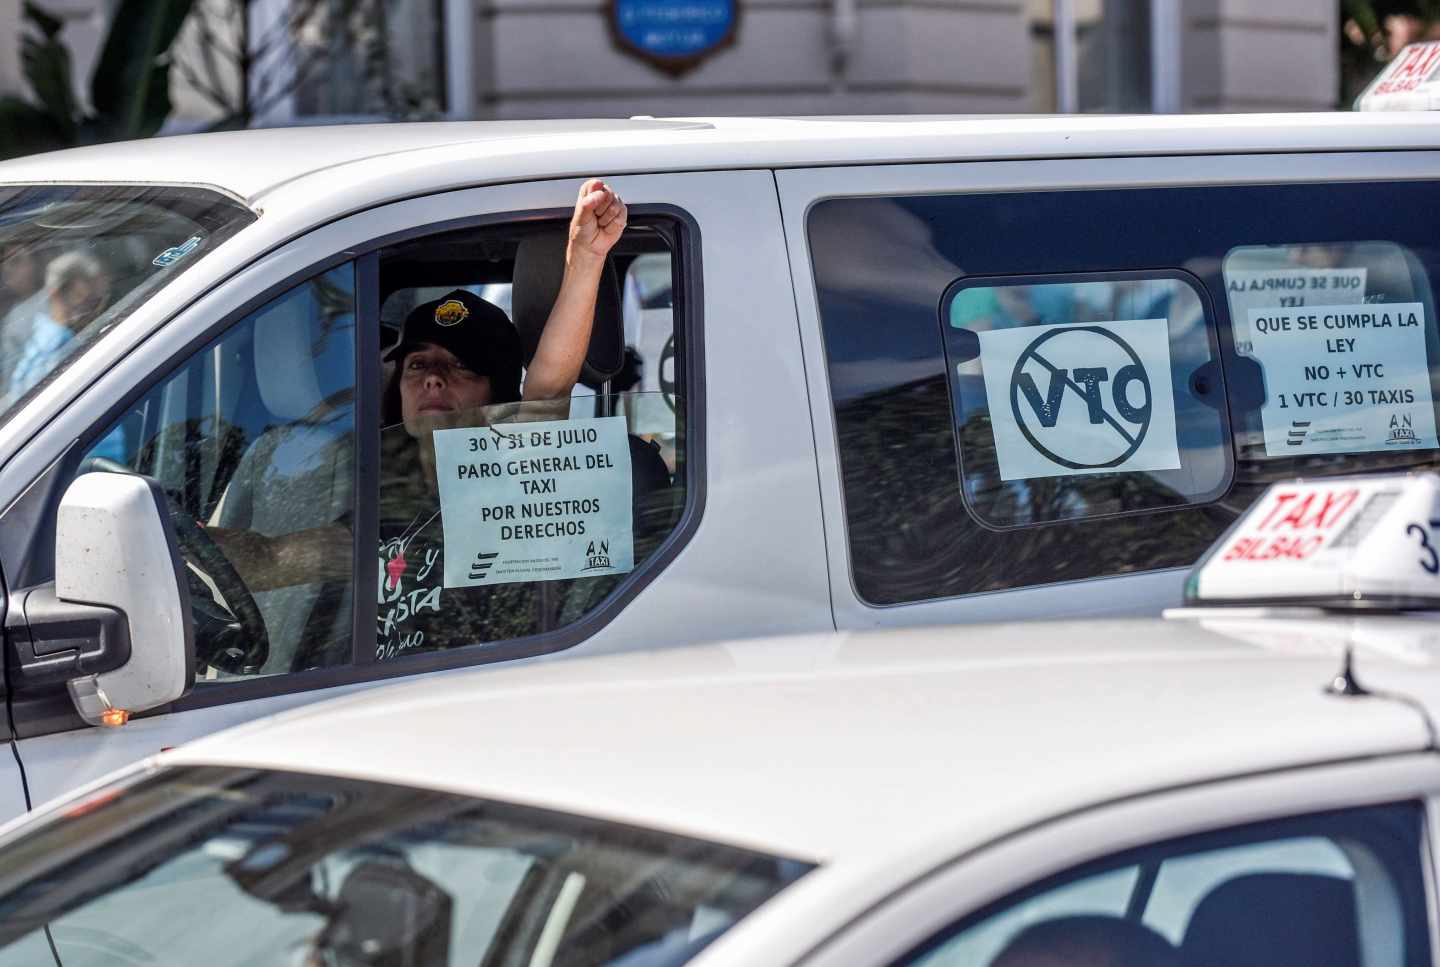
[391,177,628,427]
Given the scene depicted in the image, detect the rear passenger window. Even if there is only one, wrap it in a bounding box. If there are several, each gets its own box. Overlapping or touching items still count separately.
[809,183,1440,603]
[901,804,1429,967]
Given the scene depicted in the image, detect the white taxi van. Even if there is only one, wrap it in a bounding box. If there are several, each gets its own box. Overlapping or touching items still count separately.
[1,112,1440,820]
[1,475,1440,966]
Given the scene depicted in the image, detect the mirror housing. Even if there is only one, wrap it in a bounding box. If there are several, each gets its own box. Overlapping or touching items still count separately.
[48,472,193,725]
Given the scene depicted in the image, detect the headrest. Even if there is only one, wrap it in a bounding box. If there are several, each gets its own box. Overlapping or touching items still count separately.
[511,230,624,388]
[991,915,1176,967]
[1180,873,1359,967]
[253,294,323,420]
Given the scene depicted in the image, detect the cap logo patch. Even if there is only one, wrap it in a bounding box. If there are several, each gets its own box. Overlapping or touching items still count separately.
[435,300,469,327]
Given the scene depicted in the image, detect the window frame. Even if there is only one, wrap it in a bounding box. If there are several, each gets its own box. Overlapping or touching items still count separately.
[793,754,1440,967]
[940,267,1233,531]
[2,200,707,733]
[784,160,1440,617]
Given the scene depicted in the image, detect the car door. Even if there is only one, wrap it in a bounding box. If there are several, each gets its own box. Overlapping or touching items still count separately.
[0,169,829,816]
[792,753,1440,967]
[776,150,1440,630]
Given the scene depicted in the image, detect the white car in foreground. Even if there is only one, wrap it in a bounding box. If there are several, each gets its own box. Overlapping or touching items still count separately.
[0,613,1435,967]
[1,474,1439,967]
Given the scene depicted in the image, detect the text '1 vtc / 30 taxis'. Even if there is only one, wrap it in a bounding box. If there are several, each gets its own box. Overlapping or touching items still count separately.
[1,474,1440,965]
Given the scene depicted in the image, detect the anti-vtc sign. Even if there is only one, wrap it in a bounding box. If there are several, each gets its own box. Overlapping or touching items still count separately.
[978,319,1182,481]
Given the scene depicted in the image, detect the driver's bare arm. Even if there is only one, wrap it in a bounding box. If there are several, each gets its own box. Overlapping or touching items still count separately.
[206,524,352,592]
[521,179,628,402]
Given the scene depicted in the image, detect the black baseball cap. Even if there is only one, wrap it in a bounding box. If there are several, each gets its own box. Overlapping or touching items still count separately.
[385,289,523,403]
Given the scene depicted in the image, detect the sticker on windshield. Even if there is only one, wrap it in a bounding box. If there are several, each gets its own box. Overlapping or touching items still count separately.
[432,416,634,587]
[978,318,1182,481]
[1225,268,1367,355]
[152,235,204,267]
[1249,303,1437,456]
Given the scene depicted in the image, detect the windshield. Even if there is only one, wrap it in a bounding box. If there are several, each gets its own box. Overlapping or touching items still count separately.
[0,184,255,424]
[0,766,810,967]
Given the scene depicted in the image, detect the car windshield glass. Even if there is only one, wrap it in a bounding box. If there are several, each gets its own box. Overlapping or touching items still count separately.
[0,184,255,423]
[0,766,811,967]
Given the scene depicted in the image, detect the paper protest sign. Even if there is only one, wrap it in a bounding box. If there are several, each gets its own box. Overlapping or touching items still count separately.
[1225,268,1366,355]
[432,416,634,588]
[1248,302,1437,457]
[978,319,1182,481]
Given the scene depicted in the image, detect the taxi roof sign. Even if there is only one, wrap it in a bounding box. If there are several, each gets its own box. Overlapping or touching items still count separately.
[1188,474,1440,609]
[1357,41,1440,111]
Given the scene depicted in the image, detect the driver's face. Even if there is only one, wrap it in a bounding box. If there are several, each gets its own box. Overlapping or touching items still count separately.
[398,343,494,427]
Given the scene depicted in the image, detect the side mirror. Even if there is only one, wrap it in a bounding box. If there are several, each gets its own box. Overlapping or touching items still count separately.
[7,473,194,726]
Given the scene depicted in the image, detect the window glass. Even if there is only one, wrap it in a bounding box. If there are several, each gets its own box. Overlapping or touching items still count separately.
[945,274,1228,527]
[809,182,1440,604]
[903,805,1428,967]
[375,224,686,661]
[0,766,810,967]
[0,184,254,424]
[81,265,357,680]
[39,216,688,696]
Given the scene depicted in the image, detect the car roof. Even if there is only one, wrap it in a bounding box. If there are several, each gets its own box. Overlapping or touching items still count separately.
[2,113,1439,210]
[169,616,1434,867]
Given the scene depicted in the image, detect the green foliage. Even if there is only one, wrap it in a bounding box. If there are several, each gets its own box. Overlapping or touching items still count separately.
[0,0,196,160]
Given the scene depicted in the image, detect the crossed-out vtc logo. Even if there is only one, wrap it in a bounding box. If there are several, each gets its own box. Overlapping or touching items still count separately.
[978,319,1182,482]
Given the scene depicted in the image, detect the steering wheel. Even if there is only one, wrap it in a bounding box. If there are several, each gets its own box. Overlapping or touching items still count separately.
[82,458,270,675]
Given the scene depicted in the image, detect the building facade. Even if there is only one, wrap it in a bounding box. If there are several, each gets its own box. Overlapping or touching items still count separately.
[0,0,1339,130]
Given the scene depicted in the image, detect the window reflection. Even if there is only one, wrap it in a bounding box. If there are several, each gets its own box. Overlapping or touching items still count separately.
[81,267,358,680]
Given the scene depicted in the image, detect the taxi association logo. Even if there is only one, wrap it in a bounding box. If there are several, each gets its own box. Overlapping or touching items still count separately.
[435,299,470,327]
[468,550,498,580]
[1387,412,1420,445]
[1010,326,1154,470]
[582,539,613,572]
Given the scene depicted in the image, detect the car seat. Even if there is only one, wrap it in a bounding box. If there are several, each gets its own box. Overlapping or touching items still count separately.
[512,230,626,389]
[213,289,356,673]
[512,231,677,517]
[989,914,1177,967]
[512,231,679,628]
[1179,872,1360,967]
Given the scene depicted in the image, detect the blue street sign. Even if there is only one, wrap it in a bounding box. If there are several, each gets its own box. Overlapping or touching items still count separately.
[610,0,739,74]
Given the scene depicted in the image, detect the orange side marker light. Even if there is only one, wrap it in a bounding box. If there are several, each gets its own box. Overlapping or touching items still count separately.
[99,708,130,728]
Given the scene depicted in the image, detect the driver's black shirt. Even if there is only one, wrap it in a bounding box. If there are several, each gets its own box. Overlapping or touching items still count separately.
[377,436,539,660]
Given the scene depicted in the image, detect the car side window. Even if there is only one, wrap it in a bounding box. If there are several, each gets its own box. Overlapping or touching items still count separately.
[373,219,687,661]
[51,211,691,693]
[80,265,358,680]
[900,804,1429,967]
[809,182,1440,604]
